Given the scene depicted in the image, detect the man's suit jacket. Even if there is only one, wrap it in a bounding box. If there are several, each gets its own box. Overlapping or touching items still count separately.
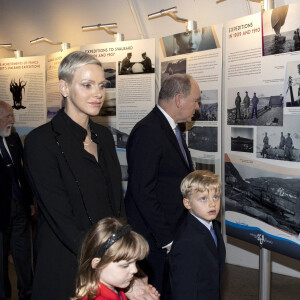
[0,132,32,232]
[169,213,226,300]
[125,106,193,249]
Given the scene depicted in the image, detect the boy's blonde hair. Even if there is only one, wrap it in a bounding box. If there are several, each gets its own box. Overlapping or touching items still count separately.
[71,217,149,300]
[180,170,222,199]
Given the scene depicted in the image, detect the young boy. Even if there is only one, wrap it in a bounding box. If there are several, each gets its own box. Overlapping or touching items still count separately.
[169,170,226,300]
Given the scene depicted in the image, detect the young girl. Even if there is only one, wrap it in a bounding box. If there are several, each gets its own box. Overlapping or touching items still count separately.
[71,217,149,300]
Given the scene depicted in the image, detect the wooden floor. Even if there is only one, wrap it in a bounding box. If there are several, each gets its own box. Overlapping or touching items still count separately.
[8,261,300,299]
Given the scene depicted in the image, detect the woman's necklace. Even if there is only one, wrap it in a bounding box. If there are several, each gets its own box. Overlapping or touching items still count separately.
[84,126,93,146]
[83,137,92,146]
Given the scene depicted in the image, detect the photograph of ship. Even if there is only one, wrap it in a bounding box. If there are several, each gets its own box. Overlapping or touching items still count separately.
[284,60,300,107]
[188,126,217,152]
[102,62,116,88]
[257,119,300,161]
[231,127,253,153]
[263,4,300,56]
[193,89,218,121]
[227,85,283,126]
[225,154,300,236]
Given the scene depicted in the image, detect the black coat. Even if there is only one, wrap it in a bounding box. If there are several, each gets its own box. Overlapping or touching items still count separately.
[169,213,226,300]
[24,110,123,300]
[0,132,32,232]
[125,106,193,249]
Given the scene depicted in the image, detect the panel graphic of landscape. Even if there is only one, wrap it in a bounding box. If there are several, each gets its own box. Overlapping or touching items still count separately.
[225,153,300,259]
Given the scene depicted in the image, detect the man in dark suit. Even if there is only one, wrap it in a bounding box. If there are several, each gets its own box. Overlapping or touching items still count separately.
[0,100,33,300]
[125,74,201,297]
[169,170,226,300]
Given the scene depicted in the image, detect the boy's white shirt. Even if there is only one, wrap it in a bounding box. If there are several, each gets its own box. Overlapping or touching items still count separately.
[190,211,213,231]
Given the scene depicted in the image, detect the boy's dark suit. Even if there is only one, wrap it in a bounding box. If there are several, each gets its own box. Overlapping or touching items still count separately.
[169,213,226,300]
[125,106,193,293]
[0,132,33,300]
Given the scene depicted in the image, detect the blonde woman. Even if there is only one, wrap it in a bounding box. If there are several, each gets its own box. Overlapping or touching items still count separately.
[24,51,158,300]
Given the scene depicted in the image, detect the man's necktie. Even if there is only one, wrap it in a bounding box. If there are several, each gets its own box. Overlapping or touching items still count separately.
[175,125,188,163]
[0,137,23,200]
[210,225,218,247]
[0,137,13,166]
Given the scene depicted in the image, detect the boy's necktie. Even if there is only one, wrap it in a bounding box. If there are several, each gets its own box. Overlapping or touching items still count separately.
[210,225,218,247]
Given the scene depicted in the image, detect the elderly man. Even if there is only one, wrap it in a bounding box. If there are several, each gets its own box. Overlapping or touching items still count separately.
[0,100,33,300]
[125,74,200,298]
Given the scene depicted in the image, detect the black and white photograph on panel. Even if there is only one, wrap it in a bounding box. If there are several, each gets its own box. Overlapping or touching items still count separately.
[284,59,300,107]
[227,85,283,126]
[193,89,218,121]
[102,62,116,88]
[188,126,218,152]
[263,4,300,56]
[160,27,219,57]
[118,52,155,75]
[257,115,300,161]
[225,154,300,236]
[116,149,128,181]
[106,126,129,149]
[98,91,116,117]
[231,127,254,153]
[194,161,216,173]
[161,58,187,85]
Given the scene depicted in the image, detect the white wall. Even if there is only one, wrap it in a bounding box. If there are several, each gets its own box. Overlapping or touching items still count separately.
[1,0,300,278]
[0,0,257,58]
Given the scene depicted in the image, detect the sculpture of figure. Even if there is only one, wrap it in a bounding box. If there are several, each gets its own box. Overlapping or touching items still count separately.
[10,79,27,110]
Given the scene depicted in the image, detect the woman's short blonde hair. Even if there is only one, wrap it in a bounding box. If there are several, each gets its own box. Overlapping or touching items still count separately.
[72,217,149,300]
[180,170,222,199]
[58,51,102,84]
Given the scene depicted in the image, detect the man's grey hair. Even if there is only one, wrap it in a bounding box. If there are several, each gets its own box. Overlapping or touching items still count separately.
[158,74,193,102]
